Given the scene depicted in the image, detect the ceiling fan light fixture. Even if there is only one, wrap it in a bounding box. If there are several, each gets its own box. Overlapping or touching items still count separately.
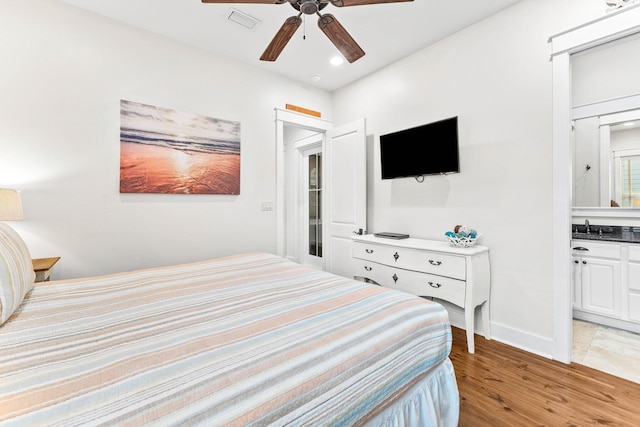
[330,56,344,66]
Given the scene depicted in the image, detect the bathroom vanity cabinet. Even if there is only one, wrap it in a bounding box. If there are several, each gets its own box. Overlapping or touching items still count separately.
[572,240,640,332]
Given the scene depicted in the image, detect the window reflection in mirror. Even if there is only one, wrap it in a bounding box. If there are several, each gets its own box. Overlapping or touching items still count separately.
[613,128,640,207]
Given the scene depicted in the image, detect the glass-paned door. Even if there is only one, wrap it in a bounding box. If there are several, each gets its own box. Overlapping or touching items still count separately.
[308,153,322,257]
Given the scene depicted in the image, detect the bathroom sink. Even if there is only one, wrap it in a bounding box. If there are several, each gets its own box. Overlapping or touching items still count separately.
[571,225,640,243]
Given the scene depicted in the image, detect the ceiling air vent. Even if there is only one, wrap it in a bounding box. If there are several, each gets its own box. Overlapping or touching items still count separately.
[227,8,261,30]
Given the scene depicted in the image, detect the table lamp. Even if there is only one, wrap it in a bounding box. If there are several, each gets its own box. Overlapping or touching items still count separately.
[0,189,24,221]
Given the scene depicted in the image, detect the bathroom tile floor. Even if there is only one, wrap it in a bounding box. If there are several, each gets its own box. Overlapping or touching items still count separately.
[573,319,640,384]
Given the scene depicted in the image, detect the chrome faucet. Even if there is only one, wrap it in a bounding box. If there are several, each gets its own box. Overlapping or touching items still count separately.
[585,219,590,234]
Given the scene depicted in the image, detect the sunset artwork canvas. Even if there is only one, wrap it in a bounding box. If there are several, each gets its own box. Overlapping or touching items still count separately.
[120,100,240,194]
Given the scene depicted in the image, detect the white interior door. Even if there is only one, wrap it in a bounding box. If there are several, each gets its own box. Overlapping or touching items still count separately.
[324,119,367,278]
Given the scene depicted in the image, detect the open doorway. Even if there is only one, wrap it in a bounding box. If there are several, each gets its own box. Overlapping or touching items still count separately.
[282,125,325,269]
[275,108,367,276]
[275,108,332,268]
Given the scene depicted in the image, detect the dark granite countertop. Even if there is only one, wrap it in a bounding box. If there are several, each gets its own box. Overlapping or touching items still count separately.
[572,224,640,244]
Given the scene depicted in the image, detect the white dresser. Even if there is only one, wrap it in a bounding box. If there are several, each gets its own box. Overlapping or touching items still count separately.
[352,234,491,353]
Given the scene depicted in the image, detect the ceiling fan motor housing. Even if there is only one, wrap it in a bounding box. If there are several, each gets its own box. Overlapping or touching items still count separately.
[293,0,328,15]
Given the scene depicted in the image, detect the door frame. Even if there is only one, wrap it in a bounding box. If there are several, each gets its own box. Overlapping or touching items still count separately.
[275,108,333,258]
[283,131,323,266]
[549,5,640,363]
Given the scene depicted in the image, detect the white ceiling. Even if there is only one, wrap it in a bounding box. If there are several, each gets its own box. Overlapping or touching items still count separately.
[58,0,523,92]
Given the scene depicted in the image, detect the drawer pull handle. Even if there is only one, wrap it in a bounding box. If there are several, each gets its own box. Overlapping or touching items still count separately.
[365,249,374,254]
[429,260,442,266]
[392,274,399,284]
[428,282,442,288]
[393,252,399,262]
[572,247,589,252]
[364,266,372,271]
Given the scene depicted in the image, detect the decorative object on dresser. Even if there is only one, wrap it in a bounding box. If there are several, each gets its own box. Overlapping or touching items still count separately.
[445,224,480,248]
[352,234,491,353]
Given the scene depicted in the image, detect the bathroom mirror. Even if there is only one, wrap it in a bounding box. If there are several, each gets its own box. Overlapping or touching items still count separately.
[573,110,640,208]
[571,31,640,209]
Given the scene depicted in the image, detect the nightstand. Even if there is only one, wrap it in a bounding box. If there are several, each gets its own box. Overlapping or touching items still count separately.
[32,257,60,282]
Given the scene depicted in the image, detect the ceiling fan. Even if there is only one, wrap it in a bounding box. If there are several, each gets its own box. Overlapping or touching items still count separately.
[202,0,413,63]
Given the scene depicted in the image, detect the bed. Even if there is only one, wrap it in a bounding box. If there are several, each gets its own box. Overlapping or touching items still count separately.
[0,223,459,426]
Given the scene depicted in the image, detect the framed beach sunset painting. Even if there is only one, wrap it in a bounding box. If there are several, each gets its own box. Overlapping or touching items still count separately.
[120,100,240,194]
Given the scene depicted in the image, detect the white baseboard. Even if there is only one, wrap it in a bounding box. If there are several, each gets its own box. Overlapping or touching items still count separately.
[489,321,555,360]
[441,303,556,360]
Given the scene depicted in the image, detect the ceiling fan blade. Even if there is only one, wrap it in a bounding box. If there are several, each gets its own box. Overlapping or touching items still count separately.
[260,16,302,62]
[331,0,413,6]
[317,14,365,63]
[202,0,279,3]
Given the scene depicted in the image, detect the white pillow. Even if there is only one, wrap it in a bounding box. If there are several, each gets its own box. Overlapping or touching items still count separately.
[0,222,35,325]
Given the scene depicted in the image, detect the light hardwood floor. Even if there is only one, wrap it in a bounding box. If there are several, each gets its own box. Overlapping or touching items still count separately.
[450,327,640,426]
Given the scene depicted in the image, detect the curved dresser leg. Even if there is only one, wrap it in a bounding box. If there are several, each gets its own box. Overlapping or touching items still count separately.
[465,306,475,353]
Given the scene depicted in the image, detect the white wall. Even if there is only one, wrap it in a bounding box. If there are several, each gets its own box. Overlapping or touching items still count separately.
[0,0,332,279]
[332,0,606,355]
[572,32,640,107]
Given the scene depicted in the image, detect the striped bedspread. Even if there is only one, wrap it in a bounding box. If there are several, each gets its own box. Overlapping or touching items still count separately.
[0,253,455,426]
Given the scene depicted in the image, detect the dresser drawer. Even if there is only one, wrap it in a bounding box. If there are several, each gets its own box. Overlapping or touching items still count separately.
[353,259,466,307]
[353,242,466,280]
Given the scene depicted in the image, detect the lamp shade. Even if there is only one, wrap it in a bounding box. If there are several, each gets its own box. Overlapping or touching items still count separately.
[0,189,24,221]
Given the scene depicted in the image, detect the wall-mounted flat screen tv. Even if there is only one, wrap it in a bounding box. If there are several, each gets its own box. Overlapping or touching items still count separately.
[379,116,459,180]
